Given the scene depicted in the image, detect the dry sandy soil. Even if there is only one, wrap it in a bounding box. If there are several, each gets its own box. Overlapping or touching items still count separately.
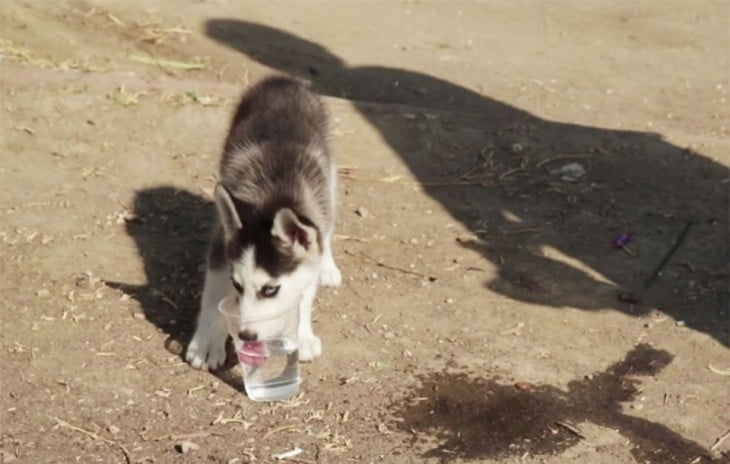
[1,1,728,463]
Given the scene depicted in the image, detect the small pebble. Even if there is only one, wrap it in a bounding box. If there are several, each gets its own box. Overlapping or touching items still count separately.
[355,206,370,218]
[175,440,199,454]
[618,291,640,304]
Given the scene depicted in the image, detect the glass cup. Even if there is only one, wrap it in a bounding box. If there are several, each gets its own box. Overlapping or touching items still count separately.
[218,296,301,402]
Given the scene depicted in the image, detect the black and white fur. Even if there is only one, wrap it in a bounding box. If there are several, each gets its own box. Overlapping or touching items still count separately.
[186,76,341,370]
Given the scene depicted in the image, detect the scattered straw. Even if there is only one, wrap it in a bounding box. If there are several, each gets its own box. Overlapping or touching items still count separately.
[129,54,206,71]
[112,85,146,107]
[212,410,252,428]
[0,38,56,68]
[186,385,205,397]
[141,25,193,45]
[53,417,131,463]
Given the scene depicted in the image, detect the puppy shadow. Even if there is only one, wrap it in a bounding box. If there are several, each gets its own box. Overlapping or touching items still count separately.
[105,186,244,391]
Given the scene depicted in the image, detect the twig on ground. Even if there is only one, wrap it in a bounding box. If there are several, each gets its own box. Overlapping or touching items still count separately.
[554,421,597,447]
[344,250,437,282]
[536,155,591,168]
[710,429,730,452]
[708,365,730,376]
[53,417,131,463]
[334,234,369,243]
[262,424,297,440]
[555,421,583,437]
[129,54,206,71]
[151,431,222,441]
[339,173,490,188]
[171,431,216,441]
[499,227,540,235]
[644,220,693,288]
[498,167,526,181]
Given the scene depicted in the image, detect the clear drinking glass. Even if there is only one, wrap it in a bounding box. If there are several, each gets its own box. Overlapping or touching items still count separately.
[218,296,300,402]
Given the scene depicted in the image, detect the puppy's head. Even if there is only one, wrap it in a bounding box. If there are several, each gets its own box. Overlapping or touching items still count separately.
[214,184,320,341]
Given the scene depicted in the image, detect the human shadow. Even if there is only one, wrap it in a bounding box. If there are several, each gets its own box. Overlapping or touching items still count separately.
[205,19,729,346]
[105,186,244,391]
[396,344,719,462]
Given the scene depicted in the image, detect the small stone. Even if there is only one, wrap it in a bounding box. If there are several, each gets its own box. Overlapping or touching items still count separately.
[618,291,640,304]
[550,162,586,182]
[676,320,686,327]
[175,441,199,454]
[36,289,50,298]
[514,382,533,392]
[445,298,455,305]
[355,206,370,218]
[107,425,120,434]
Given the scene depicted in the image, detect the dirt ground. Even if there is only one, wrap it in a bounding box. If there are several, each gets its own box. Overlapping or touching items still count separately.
[1,1,728,463]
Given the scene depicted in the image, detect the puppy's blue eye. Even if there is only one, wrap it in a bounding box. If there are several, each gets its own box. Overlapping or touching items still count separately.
[261,285,280,298]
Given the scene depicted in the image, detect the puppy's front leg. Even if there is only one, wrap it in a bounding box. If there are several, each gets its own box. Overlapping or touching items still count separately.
[297,280,322,362]
[186,268,231,370]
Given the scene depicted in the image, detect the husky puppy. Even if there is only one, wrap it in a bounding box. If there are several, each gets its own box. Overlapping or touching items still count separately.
[185,76,342,370]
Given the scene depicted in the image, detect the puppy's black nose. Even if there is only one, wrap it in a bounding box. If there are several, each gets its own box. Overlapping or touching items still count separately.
[238,330,257,342]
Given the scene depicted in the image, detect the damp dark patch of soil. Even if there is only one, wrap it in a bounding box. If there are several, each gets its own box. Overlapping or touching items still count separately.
[396,344,717,463]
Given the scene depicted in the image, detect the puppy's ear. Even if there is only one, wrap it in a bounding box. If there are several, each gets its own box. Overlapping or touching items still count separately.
[214,184,242,240]
[271,208,319,258]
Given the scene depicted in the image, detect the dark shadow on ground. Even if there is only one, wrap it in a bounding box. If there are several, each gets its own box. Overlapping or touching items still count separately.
[204,19,729,346]
[105,186,243,391]
[395,344,720,463]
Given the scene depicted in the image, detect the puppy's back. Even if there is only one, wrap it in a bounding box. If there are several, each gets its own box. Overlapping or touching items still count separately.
[223,76,328,153]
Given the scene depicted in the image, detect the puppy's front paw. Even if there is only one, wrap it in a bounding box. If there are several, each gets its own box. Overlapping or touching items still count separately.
[319,264,342,287]
[298,334,322,362]
[185,326,227,370]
